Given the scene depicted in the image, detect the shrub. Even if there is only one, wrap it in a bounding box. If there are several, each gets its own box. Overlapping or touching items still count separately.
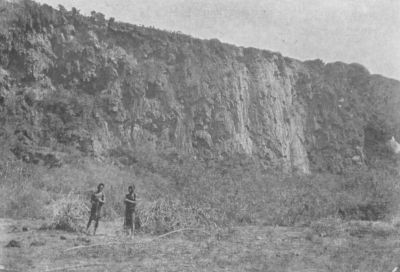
[259,170,399,225]
[136,197,214,234]
[49,193,88,232]
[337,169,399,221]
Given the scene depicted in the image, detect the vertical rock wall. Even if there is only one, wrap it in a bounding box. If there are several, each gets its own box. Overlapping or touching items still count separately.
[0,1,399,173]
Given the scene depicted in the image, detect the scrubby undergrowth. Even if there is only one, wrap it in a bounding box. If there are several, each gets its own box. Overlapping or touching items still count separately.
[1,146,399,234]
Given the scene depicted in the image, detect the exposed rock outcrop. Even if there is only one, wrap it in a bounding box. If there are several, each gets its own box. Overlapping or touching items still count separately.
[0,1,399,173]
[387,136,400,154]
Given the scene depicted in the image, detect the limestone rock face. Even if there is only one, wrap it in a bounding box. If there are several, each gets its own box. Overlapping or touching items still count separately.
[0,1,399,173]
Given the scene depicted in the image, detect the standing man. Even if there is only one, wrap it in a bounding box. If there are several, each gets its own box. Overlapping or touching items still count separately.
[86,183,105,235]
[124,185,136,237]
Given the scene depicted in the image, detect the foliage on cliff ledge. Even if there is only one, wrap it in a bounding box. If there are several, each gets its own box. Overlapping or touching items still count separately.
[1,0,399,174]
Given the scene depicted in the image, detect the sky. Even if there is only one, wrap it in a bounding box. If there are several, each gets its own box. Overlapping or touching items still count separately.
[36,0,400,80]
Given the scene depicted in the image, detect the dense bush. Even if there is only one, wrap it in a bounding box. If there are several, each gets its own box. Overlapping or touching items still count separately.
[0,147,399,233]
[136,197,214,234]
[123,147,400,229]
[49,193,88,232]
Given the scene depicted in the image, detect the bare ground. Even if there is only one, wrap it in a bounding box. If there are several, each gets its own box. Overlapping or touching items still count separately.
[1,218,399,272]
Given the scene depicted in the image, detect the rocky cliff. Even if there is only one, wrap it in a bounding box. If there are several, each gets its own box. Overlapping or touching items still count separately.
[0,0,399,173]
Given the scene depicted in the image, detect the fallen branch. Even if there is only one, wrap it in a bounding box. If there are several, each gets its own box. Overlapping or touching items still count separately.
[44,263,107,272]
[64,242,123,252]
[63,239,156,252]
[63,228,210,252]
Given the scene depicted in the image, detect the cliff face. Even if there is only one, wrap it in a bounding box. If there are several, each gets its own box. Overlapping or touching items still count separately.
[0,1,399,173]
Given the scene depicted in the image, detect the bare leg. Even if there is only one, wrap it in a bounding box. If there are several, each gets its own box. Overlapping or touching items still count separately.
[86,217,93,231]
[87,205,96,234]
[93,218,99,235]
[131,213,135,238]
[124,216,129,236]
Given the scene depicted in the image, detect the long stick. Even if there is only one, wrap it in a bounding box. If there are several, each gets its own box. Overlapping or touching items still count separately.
[44,263,107,272]
[63,239,154,252]
[64,242,125,252]
[63,228,210,252]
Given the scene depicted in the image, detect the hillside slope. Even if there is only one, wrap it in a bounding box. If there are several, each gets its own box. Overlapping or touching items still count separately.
[0,0,399,173]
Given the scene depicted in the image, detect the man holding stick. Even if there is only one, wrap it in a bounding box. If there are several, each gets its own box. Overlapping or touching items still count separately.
[86,183,106,235]
[124,185,137,237]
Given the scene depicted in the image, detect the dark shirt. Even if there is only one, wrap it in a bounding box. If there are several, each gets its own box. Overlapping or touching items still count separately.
[125,193,136,212]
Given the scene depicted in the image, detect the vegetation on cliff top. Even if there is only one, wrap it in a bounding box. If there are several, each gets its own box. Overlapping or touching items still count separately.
[1,0,400,174]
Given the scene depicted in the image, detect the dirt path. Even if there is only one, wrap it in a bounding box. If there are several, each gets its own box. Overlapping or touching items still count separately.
[1,218,400,271]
